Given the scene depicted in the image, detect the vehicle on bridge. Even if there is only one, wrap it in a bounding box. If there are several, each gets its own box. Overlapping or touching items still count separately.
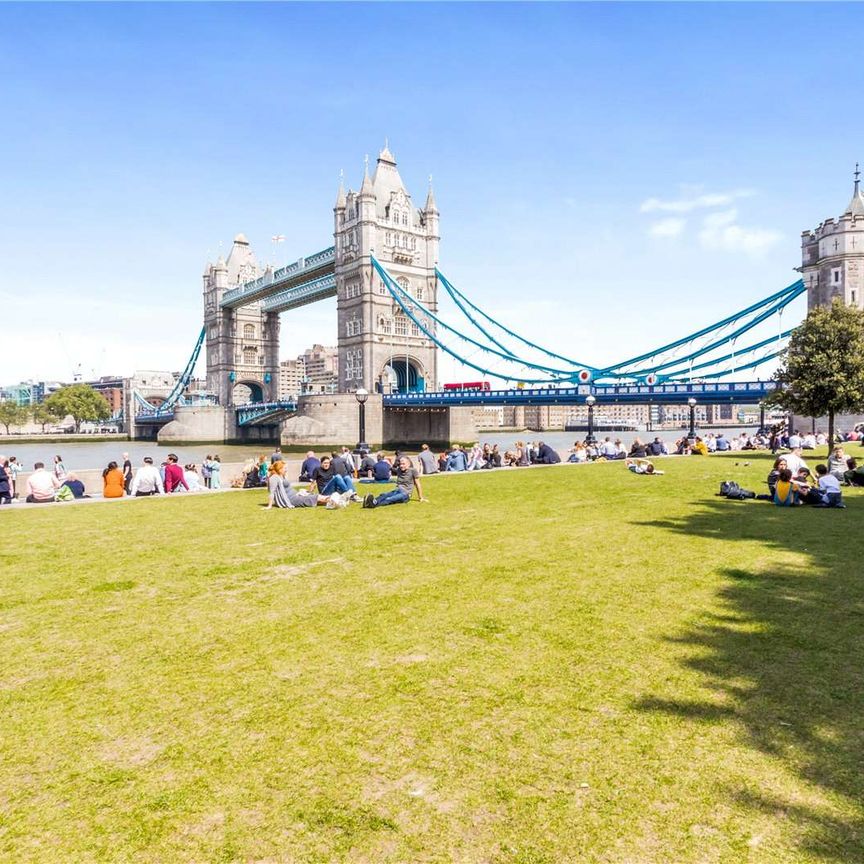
[443,381,491,392]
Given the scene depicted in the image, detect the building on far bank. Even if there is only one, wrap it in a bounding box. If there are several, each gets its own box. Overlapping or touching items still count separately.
[279,359,305,401]
[300,344,339,394]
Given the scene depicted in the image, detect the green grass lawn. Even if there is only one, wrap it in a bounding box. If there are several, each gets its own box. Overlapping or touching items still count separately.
[2,452,863,863]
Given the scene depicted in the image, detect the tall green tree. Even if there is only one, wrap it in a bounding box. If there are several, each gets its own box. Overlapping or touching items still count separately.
[32,402,62,433]
[0,401,30,435]
[43,384,110,432]
[769,299,864,447]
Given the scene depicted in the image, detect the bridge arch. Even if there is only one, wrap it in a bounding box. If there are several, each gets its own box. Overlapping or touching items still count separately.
[232,380,265,405]
[380,356,426,394]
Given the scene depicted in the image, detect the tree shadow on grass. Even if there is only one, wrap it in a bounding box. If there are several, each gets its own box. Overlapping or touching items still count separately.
[634,500,864,859]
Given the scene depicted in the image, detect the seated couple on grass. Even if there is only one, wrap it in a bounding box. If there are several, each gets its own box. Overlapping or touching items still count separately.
[266,460,347,509]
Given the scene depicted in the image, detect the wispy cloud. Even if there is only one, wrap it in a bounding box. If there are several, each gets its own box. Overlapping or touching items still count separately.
[648,217,686,238]
[697,208,782,254]
[640,189,754,214]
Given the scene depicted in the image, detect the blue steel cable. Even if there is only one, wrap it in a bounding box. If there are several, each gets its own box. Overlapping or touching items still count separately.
[667,348,786,381]
[372,257,580,379]
[372,258,569,384]
[625,328,795,382]
[435,268,597,370]
[136,326,206,412]
[600,289,803,380]
[596,280,805,375]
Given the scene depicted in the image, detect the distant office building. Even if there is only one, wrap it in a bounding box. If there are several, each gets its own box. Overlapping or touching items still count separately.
[279,359,305,401]
[84,376,125,415]
[301,344,339,394]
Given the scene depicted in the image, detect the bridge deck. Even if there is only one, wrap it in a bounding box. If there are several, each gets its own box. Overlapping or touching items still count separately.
[220,247,335,309]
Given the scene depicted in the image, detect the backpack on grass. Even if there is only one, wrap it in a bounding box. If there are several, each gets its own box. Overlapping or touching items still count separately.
[719,480,756,500]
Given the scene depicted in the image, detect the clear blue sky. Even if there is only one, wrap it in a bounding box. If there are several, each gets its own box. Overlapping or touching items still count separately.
[1,2,860,384]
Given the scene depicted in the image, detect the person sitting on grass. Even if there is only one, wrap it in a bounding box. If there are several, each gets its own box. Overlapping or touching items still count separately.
[299,451,320,483]
[792,467,823,506]
[815,464,846,508]
[828,445,847,481]
[131,456,164,496]
[60,472,86,499]
[363,456,427,508]
[358,450,377,479]
[309,454,360,501]
[843,457,864,487]
[266,460,332,509]
[25,462,57,504]
[626,458,664,475]
[773,468,799,506]
[691,436,709,456]
[102,461,125,499]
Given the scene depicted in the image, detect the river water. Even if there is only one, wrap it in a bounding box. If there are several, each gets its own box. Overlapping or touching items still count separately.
[2,426,758,472]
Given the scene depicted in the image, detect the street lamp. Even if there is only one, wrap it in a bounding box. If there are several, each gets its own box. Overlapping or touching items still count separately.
[687,397,697,441]
[758,401,766,434]
[355,388,369,453]
[585,394,597,444]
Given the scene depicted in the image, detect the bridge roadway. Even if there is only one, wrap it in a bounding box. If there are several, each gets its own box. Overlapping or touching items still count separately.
[383,380,776,407]
[219,247,336,313]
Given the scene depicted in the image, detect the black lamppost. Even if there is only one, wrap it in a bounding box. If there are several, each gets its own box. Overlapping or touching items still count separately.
[758,401,766,434]
[355,388,369,452]
[585,394,597,444]
[688,397,697,441]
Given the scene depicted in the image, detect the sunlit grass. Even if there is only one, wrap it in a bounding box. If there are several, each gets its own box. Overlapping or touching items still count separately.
[1,451,862,863]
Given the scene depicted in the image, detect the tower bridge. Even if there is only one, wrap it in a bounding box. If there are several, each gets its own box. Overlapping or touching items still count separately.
[131,156,864,446]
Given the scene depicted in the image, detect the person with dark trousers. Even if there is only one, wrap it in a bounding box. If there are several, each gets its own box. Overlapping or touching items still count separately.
[299,451,320,482]
[535,442,561,464]
[0,456,12,505]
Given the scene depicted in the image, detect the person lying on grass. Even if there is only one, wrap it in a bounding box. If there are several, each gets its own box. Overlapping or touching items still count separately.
[363,456,428,508]
[626,458,664,475]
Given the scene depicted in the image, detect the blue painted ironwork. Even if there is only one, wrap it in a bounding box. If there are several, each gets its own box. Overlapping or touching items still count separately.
[261,273,337,313]
[220,247,335,309]
[235,400,298,426]
[384,381,777,408]
[436,267,596,370]
[135,326,206,416]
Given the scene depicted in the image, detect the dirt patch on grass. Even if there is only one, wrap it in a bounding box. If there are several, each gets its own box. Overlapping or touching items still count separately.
[99,736,164,769]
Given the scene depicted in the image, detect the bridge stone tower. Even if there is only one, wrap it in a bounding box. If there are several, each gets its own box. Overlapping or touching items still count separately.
[203,234,280,407]
[333,145,440,393]
[802,168,864,311]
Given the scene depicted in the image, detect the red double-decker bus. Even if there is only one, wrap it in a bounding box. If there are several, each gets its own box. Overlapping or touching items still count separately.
[443,381,491,392]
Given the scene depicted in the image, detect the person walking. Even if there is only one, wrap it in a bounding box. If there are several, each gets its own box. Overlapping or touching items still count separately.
[7,456,22,498]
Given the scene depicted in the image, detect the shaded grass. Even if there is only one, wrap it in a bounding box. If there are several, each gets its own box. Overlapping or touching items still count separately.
[0,451,863,862]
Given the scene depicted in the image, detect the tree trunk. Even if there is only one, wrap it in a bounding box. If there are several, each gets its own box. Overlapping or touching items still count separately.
[828,409,835,454]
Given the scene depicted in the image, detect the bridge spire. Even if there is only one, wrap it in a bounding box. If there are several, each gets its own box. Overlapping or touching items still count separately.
[360,155,374,196]
[846,162,864,217]
[424,174,438,213]
[335,169,346,210]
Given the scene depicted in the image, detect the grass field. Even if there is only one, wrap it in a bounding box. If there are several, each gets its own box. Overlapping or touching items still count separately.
[1,452,863,863]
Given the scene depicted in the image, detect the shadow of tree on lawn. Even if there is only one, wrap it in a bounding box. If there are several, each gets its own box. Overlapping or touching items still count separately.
[634,500,864,860]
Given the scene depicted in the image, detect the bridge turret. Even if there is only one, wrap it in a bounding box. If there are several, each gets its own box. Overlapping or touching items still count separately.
[333,143,440,395]
[803,166,864,310]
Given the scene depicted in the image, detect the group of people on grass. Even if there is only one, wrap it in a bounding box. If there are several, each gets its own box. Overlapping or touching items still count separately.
[0,451,225,504]
[264,447,425,510]
[765,445,852,508]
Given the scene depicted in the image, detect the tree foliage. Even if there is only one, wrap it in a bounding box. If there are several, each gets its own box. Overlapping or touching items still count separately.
[43,384,110,432]
[32,402,62,432]
[0,401,30,435]
[769,299,864,443]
